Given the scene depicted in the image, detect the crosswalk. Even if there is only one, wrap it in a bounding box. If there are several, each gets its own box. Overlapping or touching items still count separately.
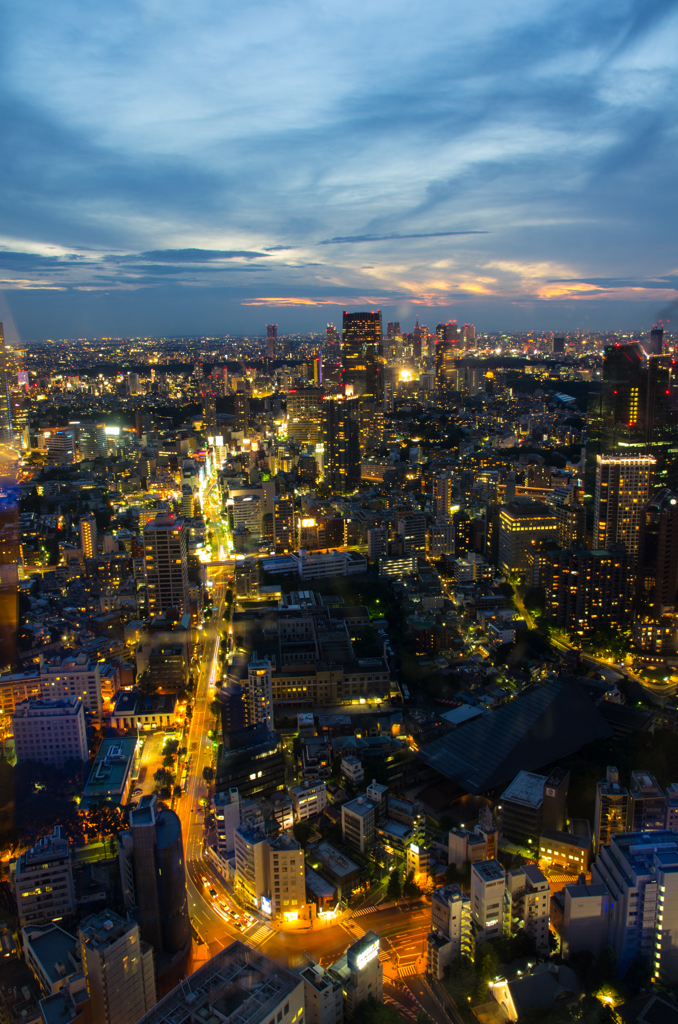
[353,902,395,917]
[378,950,391,963]
[248,925,270,945]
[398,964,418,977]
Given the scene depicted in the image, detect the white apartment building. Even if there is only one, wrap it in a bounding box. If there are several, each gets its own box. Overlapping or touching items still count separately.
[78,911,156,1024]
[135,941,303,1024]
[212,788,243,856]
[427,884,473,980]
[234,826,306,921]
[592,830,678,982]
[13,827,75,927]
[290,779,327,820]
[341,756,365,786]
[300,960,343,1024]
[506,864,550,953]
[13,697,88,768]
[471,860,506,948]
[39,652,103,722]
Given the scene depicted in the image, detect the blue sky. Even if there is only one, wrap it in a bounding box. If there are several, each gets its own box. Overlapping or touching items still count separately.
[2,0,678,340]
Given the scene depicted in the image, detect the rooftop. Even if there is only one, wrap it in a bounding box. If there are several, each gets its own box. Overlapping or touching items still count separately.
[502,770,546,809]
[135,941,301,1024]
[23,924,77,985]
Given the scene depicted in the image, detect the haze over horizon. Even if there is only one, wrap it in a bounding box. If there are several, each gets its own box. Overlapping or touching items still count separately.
[3,0,678,341]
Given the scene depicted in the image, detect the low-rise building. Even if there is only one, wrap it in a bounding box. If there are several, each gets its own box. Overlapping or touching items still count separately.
[39,652,104,722]
[13,827,76,928]
[341,756,364,786]
[506,864,550,953]
[327,931,383,1017]
[233,826,306,921]
[553,882,612,959]
[23,923,79,995]
[539,828,591,875]
[81,736,140,809]
[290,780,327,820]
[111,690,178,731]
[78,912,156,1024]
[12,698,88,768]
[313,842,362,900]
[300,960,343,1024]
[341,795,377,853]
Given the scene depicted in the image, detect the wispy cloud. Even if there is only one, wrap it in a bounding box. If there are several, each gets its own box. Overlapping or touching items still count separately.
[3,0,678,335]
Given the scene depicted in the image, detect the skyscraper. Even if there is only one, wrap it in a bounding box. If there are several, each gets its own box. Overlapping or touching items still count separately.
[0,325,13,441]
[266,324,277,360]
[143,515,189,616]
[594,454,655,557]
[202,391,217,434]
[435,330,461,390]
[247,654,273,730]
[234,392,250,433]
[118,794,191,996]
[341,310,381,397]
[79,512,98,559]
[287,387,323,445]
[322,397,360,492]
[636,489,678,610]
[273,495,295,553]
[433,472,454,519]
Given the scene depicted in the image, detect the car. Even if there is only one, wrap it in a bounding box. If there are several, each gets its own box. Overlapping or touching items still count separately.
[133,787,143,796]
[209,888,217,898]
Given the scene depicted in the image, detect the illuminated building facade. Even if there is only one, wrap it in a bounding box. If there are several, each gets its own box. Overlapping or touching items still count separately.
[341,311,381,397]
[594,454,655,557]
[247,654,273,730]
[143,515,189,616]
[288,387,323,445]
[498,501,558,575]
[273,495,295,553]
[321,397,360,492]
[544,546,633,634]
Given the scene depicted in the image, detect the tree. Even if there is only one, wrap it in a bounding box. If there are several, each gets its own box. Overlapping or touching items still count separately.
[415,1014,431,1024]
[403,869,420,900]
[292,820,313,848]
[386,868,402,900]
[208,698,222,720]
[202,766,215,783]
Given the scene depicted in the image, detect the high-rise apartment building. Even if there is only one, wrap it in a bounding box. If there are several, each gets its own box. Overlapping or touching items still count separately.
[427,884,473,979]
[594,767,630,852]
[78,911,156,1024]
[79,513,97,559]
[594,455,655,557]
[143,515,189,616]
[266,324,278,360]
[247,654,273,730]
[544,546,633,634]
[341,311,381,397]
[39,652,104,722]
[273,496,295,553]
[636,489,678,609]
[202,392,217,434]
[433,473,454,519]
[287,387,323,445]
[321,397,360,492]
[592,830,678,982]
[398,514,426,556]
[435,335,460,390]
[13,697,88,768]
[13,827,76,927]
[234,392,250,433]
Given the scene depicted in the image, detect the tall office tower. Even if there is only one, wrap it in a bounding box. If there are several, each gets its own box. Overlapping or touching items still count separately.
[322,397,360,492]
[433,473,454,518]
[592,830,678,982]
[0,324,12,441]
[266,324,277,360]
[461,323,476,348]
[287,386,323,444]
[143,515,189,616]
[77,421,106,458]
[79,512,98,559]
[470,860,506,948]
[202,391,218,434]
[427,884,473,979]
[78,911,156,1024]
[594,766,629,852]
[436,320,459,342]
[211,364,228,395]
[341,310,381,397]
[118,794,191,995]
[326,323,339,347]
[387,321,400,338]
[126,372,141,395]
[435,335,460,389]
[649,326,664,355]
[412,318,423,360]
[273,495,295,553]
[247,654,273,730]
[636,489,678,609]
[553,335,565,354]
[234,392,250,434]
[594,455,655,557]
[629,770,666,832]
[313,352,323,384]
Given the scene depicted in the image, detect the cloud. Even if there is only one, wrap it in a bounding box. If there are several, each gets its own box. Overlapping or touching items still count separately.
[318,231,488,244]
[112,249,271,263]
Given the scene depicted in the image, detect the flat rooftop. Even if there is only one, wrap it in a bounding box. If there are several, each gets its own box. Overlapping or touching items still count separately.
[502,770,545,809]
[135,941,301,1024]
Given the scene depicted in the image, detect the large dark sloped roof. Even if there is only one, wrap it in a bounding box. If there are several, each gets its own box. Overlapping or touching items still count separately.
[417,678,612,794]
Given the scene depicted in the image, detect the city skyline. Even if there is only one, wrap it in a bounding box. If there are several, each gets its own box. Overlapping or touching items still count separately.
[3,1,678,339]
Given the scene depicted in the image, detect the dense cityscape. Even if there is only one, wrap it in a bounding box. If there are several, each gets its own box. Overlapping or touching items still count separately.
[0,315,674,1024]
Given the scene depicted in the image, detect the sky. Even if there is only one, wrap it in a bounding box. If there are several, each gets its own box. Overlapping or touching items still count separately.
[3,0,678,341]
